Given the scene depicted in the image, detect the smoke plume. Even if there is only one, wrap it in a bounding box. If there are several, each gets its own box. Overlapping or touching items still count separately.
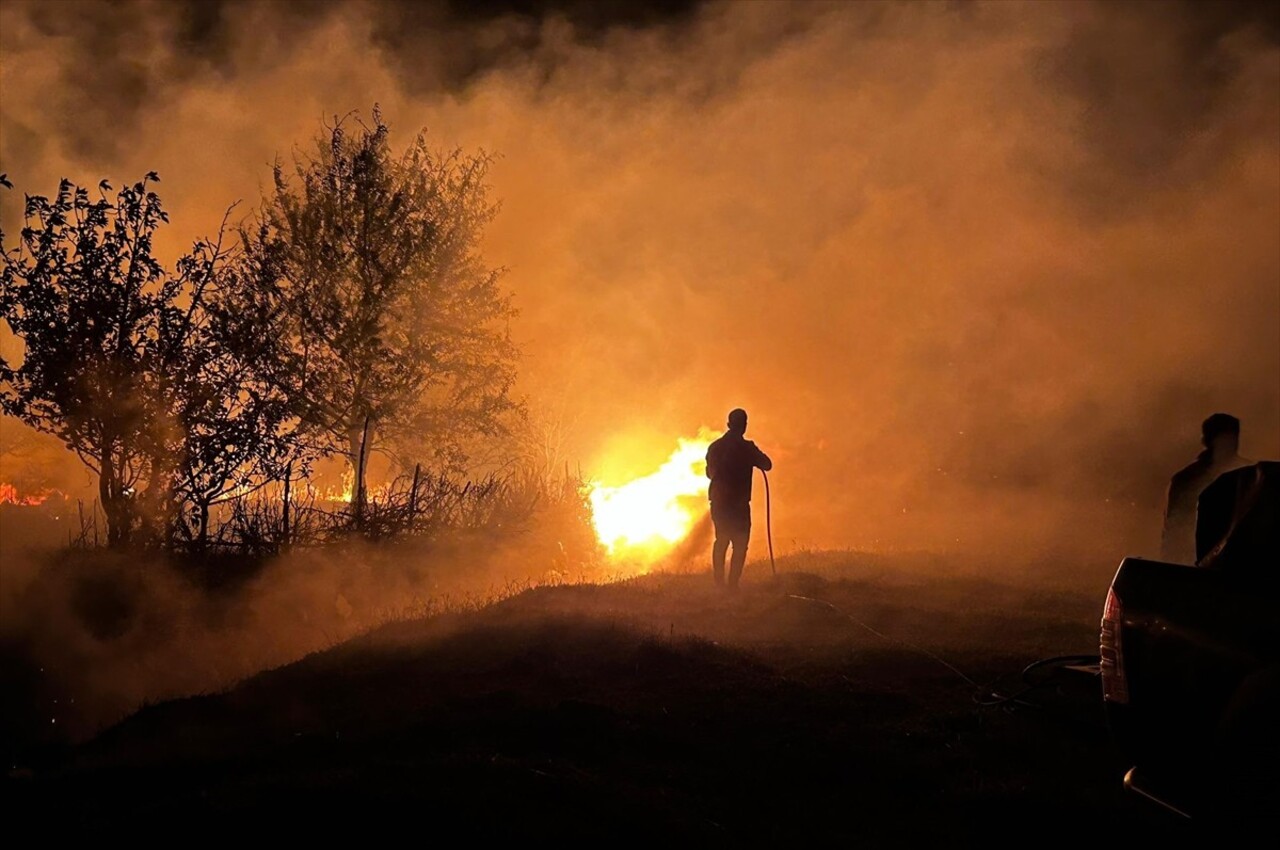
[2,0,1278,575]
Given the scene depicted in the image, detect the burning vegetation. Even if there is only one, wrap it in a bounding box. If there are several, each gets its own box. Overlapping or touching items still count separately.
[0,1,1276,838]
[0,482,53,506]
[589,433,712,564]
[0,106,720,588]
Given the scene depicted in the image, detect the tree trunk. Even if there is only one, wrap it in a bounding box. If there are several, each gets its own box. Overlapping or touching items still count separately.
[196,501,210,552]
[99,450,131,548]
[140,461,174,547]
[348,416,371,527]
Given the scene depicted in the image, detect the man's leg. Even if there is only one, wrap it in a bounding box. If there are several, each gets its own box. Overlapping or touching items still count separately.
[711,515,729,586]
[726,506,751,590]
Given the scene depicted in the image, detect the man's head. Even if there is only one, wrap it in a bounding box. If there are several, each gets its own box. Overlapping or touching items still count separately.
[1201,412,1241,454]
[727,408,748,435]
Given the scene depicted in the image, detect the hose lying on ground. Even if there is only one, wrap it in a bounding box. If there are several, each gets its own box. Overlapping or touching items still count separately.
[786,593,982,689]
[973,654,1100,708]
[785,594,1099,709]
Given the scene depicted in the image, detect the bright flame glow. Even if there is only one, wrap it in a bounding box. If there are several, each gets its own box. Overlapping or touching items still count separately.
[306,468,356,503]
[0,483,54,506]
[589,435,712,560]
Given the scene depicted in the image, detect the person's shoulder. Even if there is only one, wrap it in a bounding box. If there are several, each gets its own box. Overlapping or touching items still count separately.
[1170,458,1209,484]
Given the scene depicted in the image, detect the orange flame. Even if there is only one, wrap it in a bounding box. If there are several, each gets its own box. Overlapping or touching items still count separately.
[306,468,357,503]
[0,482,54,506]
[328,468,356,503]
[307,467,393,505]
[589,433,712,564]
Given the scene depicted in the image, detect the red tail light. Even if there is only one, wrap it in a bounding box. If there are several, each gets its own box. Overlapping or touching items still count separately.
[1100,587,1129,704]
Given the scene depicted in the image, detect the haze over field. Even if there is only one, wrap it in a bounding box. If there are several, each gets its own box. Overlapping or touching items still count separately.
[2,10,1278,833]
[3,0,1278,571]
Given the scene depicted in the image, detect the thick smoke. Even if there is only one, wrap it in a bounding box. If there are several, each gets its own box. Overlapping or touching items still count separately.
[2,0,1278,577]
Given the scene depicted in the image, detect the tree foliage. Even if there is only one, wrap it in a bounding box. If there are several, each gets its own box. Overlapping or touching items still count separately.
[1,176,175,545]
[236,108,520,507]
[0,176,303,548]
[0,109,523,549]
[164,236,306,548]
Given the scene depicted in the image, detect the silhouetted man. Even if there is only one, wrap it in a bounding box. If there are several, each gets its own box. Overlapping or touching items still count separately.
[706,408,772,590]
[1160,413,1251,564]
[1196,461,1279,575]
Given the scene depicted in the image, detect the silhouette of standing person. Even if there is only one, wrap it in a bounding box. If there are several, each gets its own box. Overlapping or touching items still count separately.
[706,408,772,590]
[1160,413,1251,564]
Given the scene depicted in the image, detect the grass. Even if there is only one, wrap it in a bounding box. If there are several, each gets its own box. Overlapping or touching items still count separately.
[2,554,1190,841]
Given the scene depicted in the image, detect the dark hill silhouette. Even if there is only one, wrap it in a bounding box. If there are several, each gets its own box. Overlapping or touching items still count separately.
[9,568,1180,841]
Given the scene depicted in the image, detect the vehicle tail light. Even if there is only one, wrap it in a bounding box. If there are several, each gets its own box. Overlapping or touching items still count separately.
[1100,587,1129,704]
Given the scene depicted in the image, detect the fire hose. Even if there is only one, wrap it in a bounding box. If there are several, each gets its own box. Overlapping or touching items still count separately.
[761,467,776,576]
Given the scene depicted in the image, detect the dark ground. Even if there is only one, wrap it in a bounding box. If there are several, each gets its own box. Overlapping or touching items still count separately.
[4,560,1189,842]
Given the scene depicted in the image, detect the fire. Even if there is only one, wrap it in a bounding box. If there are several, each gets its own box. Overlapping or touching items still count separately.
[328,468,356,503]
[0,482,53,506]
[307,468,356,503]
[307,467,394,505]
[589,433,712,561]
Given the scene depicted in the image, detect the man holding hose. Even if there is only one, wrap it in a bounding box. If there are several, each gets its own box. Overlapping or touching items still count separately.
[705,408,772,590]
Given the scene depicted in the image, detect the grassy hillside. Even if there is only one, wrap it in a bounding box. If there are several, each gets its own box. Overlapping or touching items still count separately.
[4,562,1184,841]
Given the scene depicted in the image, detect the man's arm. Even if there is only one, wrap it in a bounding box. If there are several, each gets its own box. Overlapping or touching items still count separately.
[752,442,773,472]
[1158,480,1179,561]
[1160,476,1195,562]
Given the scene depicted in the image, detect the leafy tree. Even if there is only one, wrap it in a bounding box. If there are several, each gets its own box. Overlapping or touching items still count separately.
[0,175,178,545]
[164,234,309,550]
[237,109,519,517]
[0,176,303,548]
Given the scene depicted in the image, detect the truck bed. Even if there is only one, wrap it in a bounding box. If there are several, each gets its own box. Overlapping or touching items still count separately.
[1105,556,1280,817]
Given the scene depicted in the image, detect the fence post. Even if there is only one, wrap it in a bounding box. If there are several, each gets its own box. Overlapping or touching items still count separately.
[409,463,421,527]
